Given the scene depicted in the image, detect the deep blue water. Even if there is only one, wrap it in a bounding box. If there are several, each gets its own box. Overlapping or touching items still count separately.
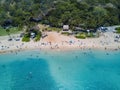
[0,49,120,90]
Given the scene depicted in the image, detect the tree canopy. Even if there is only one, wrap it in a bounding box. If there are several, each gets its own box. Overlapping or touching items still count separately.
[0,0,120,29]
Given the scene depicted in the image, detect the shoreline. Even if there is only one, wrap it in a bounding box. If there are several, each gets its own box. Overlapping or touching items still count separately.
[0,32,120,54]
[0,44,120,54]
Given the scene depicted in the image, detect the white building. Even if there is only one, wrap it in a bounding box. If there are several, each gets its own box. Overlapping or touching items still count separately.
[63,25,69,31]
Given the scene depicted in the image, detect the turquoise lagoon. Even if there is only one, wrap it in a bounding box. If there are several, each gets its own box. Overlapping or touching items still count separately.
[0,49,120,90]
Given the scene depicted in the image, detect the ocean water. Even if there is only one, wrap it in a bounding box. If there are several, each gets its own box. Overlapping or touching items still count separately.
[0,49,120,90]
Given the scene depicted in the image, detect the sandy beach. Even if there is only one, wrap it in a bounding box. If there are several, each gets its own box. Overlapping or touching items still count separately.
[0,31,120,53]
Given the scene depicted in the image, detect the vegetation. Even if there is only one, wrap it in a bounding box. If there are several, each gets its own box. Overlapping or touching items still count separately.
[34,31,42,41]
[22,33,30,42]
[0,26,21,36]
[0,0,120,34]
[45,0,120,29]
[86,33,95,37]
[47,27,62,32]
[75,33,86,39]
[61,32,71,36]
[115,27,120,33]
[75,32,96,39]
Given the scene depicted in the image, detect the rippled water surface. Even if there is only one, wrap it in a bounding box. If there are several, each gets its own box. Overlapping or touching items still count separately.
[0,49,120,90]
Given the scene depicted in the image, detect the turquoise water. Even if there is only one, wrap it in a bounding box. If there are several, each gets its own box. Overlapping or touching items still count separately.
[0,49,120,90]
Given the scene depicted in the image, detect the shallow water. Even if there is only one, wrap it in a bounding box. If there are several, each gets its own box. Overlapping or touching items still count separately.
[0,49,120,90]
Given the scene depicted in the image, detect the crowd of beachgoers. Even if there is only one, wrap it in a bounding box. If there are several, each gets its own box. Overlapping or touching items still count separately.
[0,28,120,53]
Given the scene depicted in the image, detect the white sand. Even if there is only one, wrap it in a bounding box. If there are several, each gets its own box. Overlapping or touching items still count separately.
[0,32,120,53]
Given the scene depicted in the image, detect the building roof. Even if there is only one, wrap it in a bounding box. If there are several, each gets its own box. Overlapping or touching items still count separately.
[63,25,69,30]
